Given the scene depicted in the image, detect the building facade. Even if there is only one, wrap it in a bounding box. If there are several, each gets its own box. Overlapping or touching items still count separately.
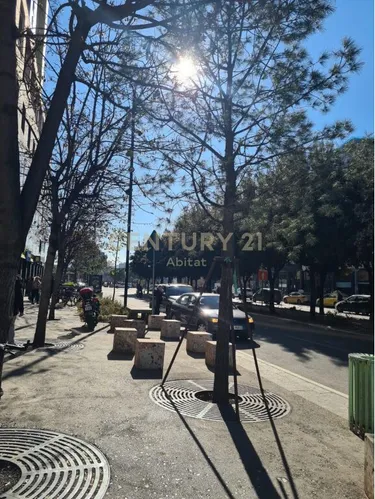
[15,0,49,279]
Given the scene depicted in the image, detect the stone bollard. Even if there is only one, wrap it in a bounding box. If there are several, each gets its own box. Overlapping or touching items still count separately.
[148,314,166,331]
[113,327,137,354]
[160,319,181,340]
[205,340,234,369]
[123,319,146,338]
[364,433,374,499]
[109,314,128,334]
[186,331,212,354]
[134,339,165,370]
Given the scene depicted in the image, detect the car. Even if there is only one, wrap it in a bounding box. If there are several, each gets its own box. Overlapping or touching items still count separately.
[283,292,309,305]
[168,292,255,340]
[316,290,347,308]
[237,288,253,301]
[160,284,195,313]
[335,295,371,315]
[252,288,282,305]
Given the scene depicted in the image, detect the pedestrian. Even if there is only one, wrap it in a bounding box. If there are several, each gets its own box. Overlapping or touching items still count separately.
[26,276,33,302]
[154,285,163,315]
[31,275,42,304]
[8,275,24,344]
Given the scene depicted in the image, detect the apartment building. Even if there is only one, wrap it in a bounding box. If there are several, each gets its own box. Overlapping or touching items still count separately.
[15,0,49,278]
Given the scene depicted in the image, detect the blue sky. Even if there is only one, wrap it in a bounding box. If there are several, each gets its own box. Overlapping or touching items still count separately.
[125,0,374,261]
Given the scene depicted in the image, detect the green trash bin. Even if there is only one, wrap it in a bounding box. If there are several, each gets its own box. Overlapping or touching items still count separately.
[349,353,374,438]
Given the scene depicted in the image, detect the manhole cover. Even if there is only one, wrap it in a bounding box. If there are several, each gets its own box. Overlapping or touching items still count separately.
[0,428,110,498]
[35,341,85,353]
[149,379,291,422]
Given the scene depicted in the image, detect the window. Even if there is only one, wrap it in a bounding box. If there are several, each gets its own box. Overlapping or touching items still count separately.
[21,104,26,133]
[32,140,36,154]
[178,295,191,305]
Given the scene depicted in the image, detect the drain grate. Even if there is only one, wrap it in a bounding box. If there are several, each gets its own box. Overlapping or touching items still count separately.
[35,341,85,353]
[0,428,110,498]
[150,379,291,422]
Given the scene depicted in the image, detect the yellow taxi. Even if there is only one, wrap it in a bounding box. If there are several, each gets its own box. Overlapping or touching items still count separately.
[316,291,347,308]
[283,292,309,305]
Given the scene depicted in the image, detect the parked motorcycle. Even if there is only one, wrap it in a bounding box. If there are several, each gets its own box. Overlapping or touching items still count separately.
[79,287,100,331]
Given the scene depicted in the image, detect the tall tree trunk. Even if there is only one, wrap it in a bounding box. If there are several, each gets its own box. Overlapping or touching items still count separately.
[318,269,326,316]
[309,267,316,319]
[268,268,275,313]
[213,165,235,404]
[0,1,24,396]
[33,225,58,347]
[48,246,65,320]
[366,265,373,321]
[20,19,92,235]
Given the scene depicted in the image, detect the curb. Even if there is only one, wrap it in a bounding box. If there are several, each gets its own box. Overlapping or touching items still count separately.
[250,311,373,342]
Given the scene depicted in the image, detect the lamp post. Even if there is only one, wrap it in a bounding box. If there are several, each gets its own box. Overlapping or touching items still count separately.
[124,92,136,308]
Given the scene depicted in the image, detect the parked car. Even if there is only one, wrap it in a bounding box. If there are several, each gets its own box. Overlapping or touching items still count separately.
[316,290,347,308]
[335,295,371,315]
[168,293,254,340]
[252,288,282,305]
[283,291,309,305]
[160,284,194,313]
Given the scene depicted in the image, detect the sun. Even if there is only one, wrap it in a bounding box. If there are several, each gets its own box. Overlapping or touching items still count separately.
[173,56,198,84]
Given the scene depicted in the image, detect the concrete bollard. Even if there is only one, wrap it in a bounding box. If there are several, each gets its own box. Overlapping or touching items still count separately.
[205,340,234,369]
[148,314,166,331]
[123,319,146,338]
[134,339,165,370]
[161,319,181,340]
[109,314,128,334]
[186,331,212,354]
[113,327,137,354]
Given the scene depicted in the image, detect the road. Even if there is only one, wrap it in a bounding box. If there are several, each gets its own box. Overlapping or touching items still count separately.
[236,299,370,321]
[243,312,373,394]
[101,286,373,394]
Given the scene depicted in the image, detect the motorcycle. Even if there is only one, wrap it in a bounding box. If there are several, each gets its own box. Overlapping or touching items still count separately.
[79,287,100,331]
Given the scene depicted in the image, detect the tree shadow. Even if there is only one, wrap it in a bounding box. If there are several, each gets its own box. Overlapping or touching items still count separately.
[130,366,163,379]
[2,328,101,380]
[218,405,282,499]
[246,314,373,366]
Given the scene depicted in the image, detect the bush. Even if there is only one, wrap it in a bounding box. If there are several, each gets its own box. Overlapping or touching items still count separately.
[77,297,127,323]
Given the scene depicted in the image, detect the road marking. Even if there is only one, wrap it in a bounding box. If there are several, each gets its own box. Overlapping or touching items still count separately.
[237,350,348,399]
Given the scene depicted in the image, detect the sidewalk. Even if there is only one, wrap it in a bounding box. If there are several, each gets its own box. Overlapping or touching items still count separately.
[1,305,367,498]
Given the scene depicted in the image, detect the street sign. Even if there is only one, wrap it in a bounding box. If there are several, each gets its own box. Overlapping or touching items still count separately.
[258,269,268,282]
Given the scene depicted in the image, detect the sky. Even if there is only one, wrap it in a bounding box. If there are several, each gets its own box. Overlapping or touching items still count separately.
[117,0,374,261]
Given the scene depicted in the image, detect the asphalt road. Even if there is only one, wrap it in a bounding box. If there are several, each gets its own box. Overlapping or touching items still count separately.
[101,286,373,395]
[238,299,370,321]
[245,312,373,394]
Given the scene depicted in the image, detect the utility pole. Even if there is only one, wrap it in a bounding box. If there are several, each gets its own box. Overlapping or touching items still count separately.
[124,90,135,308]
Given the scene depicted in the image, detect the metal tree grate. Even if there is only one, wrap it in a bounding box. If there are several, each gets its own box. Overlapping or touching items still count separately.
[34,342,85,353]
[0,428,110,498]
[150,379,291,423]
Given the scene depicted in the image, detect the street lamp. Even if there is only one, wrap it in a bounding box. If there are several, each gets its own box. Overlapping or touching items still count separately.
[124,91,136,308]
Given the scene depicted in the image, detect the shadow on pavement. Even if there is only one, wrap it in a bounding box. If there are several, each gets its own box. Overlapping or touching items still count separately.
[161,385,237,499]
[218,404,282,499]
[130,367,162,379]
[2,327,101,379]
[107,351,134,361]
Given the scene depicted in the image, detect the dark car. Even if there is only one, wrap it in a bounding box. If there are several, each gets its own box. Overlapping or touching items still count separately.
[161,284,194,313]
[168,293,255,340]
[335,295,371,315]
[253,288,282,305]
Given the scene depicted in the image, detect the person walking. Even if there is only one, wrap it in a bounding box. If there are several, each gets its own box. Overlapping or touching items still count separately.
[31,275,42,304]
[154,285,164,315]
[8,275,24,344]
